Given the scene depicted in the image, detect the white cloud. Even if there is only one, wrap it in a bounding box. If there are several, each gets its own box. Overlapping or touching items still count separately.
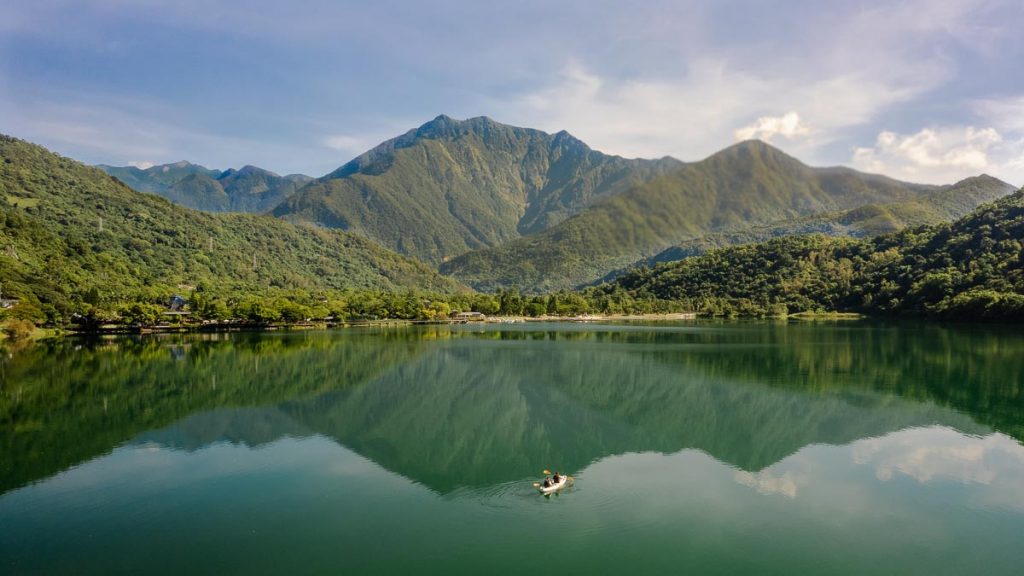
[975,95,1024,133]
[481,0,991,164]
[493,61,933,163]
[129,160,154,169]
[852,126,1024,184]
[734,112,809,143]
[322,134,377,156]
[734,469,801,498]
[5,0,1019,180]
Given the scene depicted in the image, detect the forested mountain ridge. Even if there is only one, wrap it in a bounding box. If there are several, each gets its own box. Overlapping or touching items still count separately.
[442,140,1008,292]
[99,162,313,213]
[593,188,1024,319]
[271,115,683,264]
[645,174,1016,265]
[0,135,462,323]
[100,118,1011,295]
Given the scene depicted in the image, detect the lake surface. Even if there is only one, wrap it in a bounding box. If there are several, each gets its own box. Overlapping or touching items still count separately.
[2,321,1023,575]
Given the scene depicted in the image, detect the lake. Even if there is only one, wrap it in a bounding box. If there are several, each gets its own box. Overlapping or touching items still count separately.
[2,321,1023,575]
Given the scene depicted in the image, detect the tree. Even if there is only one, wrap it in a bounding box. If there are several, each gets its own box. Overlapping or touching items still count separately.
[119,302,161,326]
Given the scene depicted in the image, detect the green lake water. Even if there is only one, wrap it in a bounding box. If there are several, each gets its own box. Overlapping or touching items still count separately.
[2,321,1023,575]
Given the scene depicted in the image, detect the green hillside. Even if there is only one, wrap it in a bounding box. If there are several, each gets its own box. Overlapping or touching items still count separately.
[272,115,682,264]
[442,140,975,292]
[0,135,462,322]
[647,174,1015,264]
[594,189,1024,319]
[99,162,312,213]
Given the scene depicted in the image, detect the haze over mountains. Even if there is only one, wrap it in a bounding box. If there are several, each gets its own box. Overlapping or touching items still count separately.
[86,115,1019,292]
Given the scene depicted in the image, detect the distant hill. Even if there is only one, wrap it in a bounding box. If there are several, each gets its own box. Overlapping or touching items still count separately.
[272,115,683,264]
[99,162,312,213]
[595,188,1024,320]
[0,135,462,321]
[644,174,1016,265]
[98,160,220,193]
[442,141,1013,292]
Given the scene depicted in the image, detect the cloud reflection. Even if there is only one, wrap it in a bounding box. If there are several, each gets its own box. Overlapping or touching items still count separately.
[733,469,801,498]
[852,427,1024,486]
[733,426,1024,510]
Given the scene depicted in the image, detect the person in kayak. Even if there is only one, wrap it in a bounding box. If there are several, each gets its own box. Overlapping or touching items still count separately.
[552,472,561,483]
[542,478,552,488]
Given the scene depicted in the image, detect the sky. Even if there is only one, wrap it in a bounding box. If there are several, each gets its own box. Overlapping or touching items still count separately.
[1,0,1023,185]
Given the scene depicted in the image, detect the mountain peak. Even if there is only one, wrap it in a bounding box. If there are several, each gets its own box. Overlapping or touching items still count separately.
[414,114,507,140]
[552,129,578,142]
[706,139,806,170]
[234,165,278,177]
[328,115,534,179]
[724,139,780,154]
[420,114,458,131]
[550,129,590,153]
[955,173,1008,186]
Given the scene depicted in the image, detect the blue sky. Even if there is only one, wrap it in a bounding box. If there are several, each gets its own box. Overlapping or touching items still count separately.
[2,0,1023,184]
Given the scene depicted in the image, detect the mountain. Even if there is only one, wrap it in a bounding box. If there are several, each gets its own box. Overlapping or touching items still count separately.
[99,162,313,213]
[595,188,1024,319]
[98,160,220,193]
[0,134,462,321]
[645,174,1016,265]
[441,141,1012,292]
[271,115,683,264]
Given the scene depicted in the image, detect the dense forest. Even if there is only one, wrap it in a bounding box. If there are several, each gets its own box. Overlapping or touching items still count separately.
[0,135,463,327]
[592,189,1024,320]
[645,174,1014,265]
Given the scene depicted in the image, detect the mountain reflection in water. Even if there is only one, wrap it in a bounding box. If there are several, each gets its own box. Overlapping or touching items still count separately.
[3,323,1024,576]
[3,322,1021,495]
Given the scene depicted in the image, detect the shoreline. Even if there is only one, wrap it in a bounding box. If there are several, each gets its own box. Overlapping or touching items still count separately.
[2,313,702,339]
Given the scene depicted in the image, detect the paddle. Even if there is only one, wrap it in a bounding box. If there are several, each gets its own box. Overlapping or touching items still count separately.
[535,469,575,489]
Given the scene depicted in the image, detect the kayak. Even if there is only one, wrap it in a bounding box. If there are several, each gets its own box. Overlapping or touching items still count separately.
[537,475,570,495]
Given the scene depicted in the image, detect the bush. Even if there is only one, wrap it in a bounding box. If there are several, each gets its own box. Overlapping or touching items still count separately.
[3,319,36,341]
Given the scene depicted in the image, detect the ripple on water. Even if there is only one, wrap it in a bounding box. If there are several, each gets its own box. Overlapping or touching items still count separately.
[445,476,585,509]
